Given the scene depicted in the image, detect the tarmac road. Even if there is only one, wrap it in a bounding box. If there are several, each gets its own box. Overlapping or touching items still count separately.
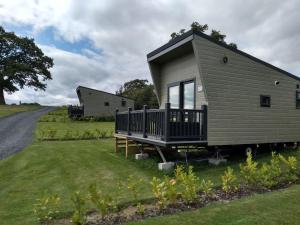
[0,107,55,160]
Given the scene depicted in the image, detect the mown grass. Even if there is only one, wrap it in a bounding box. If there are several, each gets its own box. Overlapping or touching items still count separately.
[0,104,41,117]
[125,184,300,225]
[1,136,299,225]
[0,140,160,225]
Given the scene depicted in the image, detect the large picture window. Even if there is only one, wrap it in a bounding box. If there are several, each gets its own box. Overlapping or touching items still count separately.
[168,85,180,109]
[183,81,195,109]
[168,79,195,109]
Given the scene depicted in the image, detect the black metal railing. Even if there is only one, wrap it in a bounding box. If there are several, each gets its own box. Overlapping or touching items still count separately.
[68,105,84,118]
[115,103,207,142]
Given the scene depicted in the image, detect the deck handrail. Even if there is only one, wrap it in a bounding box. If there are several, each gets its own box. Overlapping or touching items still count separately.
[115,103,207,142]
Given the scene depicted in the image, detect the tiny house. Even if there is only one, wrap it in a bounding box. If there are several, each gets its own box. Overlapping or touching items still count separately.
[115,29,300,151]
[69,86,134,118]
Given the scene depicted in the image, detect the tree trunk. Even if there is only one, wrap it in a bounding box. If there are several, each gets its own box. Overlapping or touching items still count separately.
[0,87,6,105]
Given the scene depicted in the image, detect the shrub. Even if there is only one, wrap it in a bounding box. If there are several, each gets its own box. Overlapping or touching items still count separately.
[127,175,143,205]
[258,152,282,189]
[71,191,86,225]
[199,179,214,198]
[175,166,199,204]
[150,177,168,210]
[33,194,60,224]
[88,184,113,219]
[81,130,94,139]
[47,129,57,140]
[240,152,259,188]
[164,177,178,205]
[63,130,73,140]
[221,167,238,194]
[279,155,298,183]
[136,202,145,216]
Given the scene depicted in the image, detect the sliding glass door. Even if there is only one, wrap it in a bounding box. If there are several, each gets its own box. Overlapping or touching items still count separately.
[168,79,195,109]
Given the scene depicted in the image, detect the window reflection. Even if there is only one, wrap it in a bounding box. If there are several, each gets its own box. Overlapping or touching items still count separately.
[169,85,179,109]
[184,82,195,109]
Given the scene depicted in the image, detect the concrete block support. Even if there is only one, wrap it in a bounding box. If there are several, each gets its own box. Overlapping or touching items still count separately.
[208,158,227,166]
[158,162,175,171]
[135,153,149,160]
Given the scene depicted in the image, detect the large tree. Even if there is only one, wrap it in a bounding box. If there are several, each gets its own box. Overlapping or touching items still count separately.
[170,22,238,49]
[116,79,159,110]
[0,26,54,104]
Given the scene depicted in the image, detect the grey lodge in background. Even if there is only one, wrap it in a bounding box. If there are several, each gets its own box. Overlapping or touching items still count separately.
[72,86,134,118]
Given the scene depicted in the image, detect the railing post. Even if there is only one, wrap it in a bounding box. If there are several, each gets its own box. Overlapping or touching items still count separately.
[142,105,148,138]
[127,107,132,135]
[200,105,207,141]
[115,109,119,134]
[164,103,171,142]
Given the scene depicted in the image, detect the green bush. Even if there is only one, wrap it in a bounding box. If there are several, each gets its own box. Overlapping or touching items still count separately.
[199,179,214,198]
[33,194,60,224]
[88,184,113,219]
[127,175,143,205]
[71,191,86,225]
[221,167,238,194]
[175,166,199,204]
[150,177,168,210]
[240,152,259,188]
[279,155,298,183]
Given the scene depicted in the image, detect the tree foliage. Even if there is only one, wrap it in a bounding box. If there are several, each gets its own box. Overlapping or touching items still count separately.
[116,79,159,110]
[170,22,238,49]
[0,26,54,104]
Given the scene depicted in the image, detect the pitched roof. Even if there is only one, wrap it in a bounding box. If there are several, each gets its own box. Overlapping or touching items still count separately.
[147,29,300,82]
[76,86,134,101]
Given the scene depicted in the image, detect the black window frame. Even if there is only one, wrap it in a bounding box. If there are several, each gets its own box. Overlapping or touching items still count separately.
[296,91,300,109]
[167,78,196,109]
[121,99,127,107]
[104,101,109,106]
[260,95,271,108]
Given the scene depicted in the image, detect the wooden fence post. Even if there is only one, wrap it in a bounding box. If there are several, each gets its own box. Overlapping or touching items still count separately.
[143,105,148,138]
[164,103,170,142]
[200,105,207,141]
[115,109,119,134]
[127,107,132,135]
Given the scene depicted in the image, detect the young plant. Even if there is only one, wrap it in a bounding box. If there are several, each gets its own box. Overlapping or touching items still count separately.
[33,194,60,224]
[71,191,86,225]
[221,167,238,194]
[150,177,168,210]
[88,183,113,219]
[164,177,178,205]
[81,130,94,139]
[258,153,282,189]
[136,202,145,216]
[279,154,298,183]
[199,179,214,198]
[175,166,200,204]
[100,130,108,139]
[63,130,73,140]
[127,175,143,205]
[47,129,57,140]
[240,152,259,188]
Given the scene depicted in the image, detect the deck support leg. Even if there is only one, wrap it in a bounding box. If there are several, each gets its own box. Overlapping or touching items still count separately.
[155,146,167,163]
[115,137,118,153]
[125,138,129,159]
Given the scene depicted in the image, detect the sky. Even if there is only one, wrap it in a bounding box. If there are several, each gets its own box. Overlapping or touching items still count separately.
[0,0,300,105]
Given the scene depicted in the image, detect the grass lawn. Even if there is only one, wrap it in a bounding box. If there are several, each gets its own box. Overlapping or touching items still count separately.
[0,104,42,117]
[0,139,159,225]
[125,184,300,225]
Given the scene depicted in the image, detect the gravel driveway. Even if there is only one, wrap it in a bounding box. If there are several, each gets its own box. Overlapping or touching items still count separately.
[0,107,55,160]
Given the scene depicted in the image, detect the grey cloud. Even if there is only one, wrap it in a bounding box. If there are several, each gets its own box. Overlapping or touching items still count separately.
[1,0,300,105]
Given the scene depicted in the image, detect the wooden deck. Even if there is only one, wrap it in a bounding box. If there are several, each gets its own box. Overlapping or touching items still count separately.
[114,103,208,155]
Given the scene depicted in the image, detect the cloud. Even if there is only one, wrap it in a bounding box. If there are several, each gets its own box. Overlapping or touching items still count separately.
[1,0,300,105]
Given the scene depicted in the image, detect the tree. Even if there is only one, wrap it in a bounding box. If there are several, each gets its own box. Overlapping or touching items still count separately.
[116,79,159,110]
[0,26,54,104]
[170,22,238,49]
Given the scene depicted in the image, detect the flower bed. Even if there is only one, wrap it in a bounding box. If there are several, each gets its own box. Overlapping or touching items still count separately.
[33,150,300,225]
